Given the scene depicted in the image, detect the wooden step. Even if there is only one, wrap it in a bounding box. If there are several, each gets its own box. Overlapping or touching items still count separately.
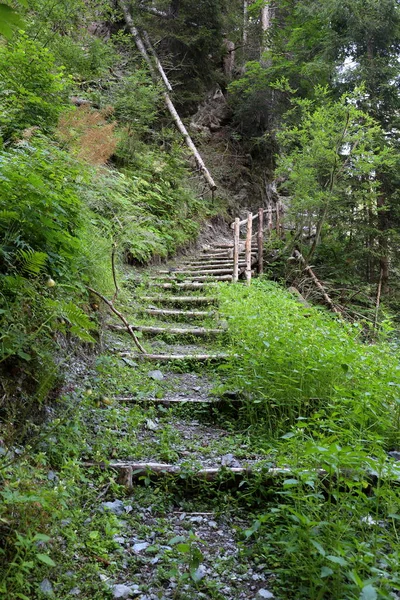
[184,253,257,262]
[181,262,246,268]
[143,308,214,318]
[151,274,232,282]
[109,324,224,337]
[119,352,229,362]
[116,396,221,404]
[157,268,233,276]
[152,282,217,290]
[82,460,289,488]
[140,296,218,305]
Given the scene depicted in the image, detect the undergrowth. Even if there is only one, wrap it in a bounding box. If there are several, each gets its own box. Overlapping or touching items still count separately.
[216,279,400,599]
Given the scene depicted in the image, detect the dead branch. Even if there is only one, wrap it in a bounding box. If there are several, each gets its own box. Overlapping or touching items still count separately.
[292,251,340,313]
[87,287,147,354]
[111,243,119,302]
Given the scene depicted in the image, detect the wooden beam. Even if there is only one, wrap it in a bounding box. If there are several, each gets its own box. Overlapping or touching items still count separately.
[109,324,224,336]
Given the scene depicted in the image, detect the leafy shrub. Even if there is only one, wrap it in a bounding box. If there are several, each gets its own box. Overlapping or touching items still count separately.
[218,279,400,444]
[0,36,70,141]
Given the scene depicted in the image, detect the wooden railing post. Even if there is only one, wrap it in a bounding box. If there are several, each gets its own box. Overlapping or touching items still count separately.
[257,207,264,275]
[245,212,253,285]
[233,217,240,283]
[267,202,273,235]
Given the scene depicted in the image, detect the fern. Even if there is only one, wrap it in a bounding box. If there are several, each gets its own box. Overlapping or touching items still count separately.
[17,249,47,276]
[59,301,96,343]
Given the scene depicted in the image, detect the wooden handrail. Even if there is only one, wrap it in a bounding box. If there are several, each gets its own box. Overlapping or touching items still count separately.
[230,207,277,229]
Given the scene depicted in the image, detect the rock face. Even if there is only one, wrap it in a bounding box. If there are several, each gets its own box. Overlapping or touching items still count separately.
[190,87,232,134]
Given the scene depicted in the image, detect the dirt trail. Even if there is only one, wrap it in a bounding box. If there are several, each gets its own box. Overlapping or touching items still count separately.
[80,241,275,600]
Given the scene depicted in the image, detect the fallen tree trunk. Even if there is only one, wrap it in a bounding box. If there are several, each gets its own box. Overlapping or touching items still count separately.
[118,0,217,193]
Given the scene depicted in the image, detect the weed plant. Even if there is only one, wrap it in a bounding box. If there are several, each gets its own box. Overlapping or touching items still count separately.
[217,279,400,598]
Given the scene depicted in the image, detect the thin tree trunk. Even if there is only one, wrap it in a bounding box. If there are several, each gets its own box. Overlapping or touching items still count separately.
[243,0,248,46]
[118,0,217,192]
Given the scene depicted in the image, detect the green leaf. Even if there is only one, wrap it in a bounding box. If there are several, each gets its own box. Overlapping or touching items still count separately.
[36,553,56,567]
[168,535,186,545]
[33,533,51,543]
[176,543,190,553]
[281,432,295,439]
[360,585,377,600]
[311,539,326,556]
[326,555,347,566]
[0,4,24,39]
[283,478,299,487]
[321,566,333,578]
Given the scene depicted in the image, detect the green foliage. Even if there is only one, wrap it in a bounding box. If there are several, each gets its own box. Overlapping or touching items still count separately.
[0,36,70,141]
[218,279,400,445]
[0,0,26,39]
[276,86,395,262]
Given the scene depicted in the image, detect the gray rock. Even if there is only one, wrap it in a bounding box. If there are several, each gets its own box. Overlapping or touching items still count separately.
[112,584,134,599]
[132,541,149,553]
[221,453,236,467]
[102,499,125,516]
[69,588,81,596]
[148,370,164,381]
[47,470,57,481]
[40,579,54,595]
[208,520,217,528]
[257,590,274,599]
[389,451,400,461]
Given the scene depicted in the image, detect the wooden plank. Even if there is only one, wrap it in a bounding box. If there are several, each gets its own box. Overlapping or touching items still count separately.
[109,324,224,336]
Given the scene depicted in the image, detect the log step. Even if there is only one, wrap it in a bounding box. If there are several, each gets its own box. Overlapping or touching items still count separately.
[109,324,224,337]
[184,253,257,262]
[152,282,219,290]
[119,352,229,362]
[115,396,221,404]
[143,309,214,318]
[139,296,218,305]
[82,461,290,487]
[157,268,233,276]
[151,274,232,282]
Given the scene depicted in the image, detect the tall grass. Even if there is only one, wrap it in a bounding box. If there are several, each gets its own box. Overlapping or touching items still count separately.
[217,279,400,447]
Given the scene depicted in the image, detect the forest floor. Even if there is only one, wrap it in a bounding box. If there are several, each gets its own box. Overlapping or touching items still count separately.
[49,243,275,600]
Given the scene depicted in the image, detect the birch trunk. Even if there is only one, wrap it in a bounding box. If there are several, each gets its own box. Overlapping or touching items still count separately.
[118,0,217,192]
